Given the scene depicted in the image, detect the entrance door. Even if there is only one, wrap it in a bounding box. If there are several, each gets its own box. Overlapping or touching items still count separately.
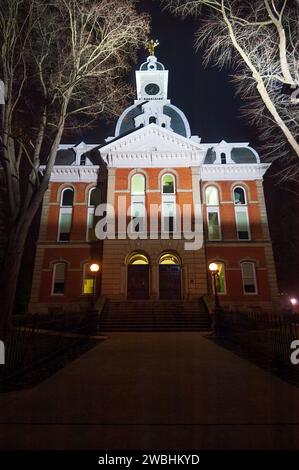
[159,264,181,299]
[127,265,149,299]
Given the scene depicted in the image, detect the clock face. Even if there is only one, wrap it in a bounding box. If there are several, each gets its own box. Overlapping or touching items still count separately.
[145,83,160,95]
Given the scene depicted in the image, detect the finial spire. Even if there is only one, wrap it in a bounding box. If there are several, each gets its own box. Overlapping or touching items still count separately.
[146,39,159,56]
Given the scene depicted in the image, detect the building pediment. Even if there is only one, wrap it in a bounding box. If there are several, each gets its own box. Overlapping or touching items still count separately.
[100,124,207,168]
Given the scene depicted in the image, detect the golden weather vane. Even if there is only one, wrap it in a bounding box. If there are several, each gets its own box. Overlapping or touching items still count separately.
[146,39,159,56]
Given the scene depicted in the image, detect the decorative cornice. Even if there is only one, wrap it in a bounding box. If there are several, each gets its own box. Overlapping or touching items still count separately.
[201,163,270,181]
[103,150,206,168]
[41,165,104,182]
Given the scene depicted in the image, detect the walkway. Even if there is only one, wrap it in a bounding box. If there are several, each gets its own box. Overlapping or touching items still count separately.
[0,333,298,449]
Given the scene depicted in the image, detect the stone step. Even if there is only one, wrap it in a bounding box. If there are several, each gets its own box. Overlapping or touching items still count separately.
[99,299,212,332]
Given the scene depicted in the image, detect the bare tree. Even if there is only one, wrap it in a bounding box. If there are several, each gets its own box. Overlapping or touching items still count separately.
[160,0,299,178]
[0,0,150,331]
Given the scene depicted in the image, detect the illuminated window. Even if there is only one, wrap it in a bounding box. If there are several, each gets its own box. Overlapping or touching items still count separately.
[58,188,74,241]
[206,186,219,205]
[131,174,145,194]
[130,174,146,233]
[241,262,257,294]
[82,263,95,294]
[233,186,250,239]
[51,262,66,295]
[87,187,101,241]
[205,186,221,240]
[162,174,175,194]
[211,262,226,294]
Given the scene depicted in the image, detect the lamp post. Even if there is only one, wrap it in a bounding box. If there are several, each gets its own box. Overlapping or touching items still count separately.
[209,262,222,335]
[90,263,100,309]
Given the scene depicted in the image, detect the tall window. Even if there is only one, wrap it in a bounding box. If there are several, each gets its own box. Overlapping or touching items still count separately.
[212,262,226,294]
[51,262,66,295]
[82,263,94,294]
[131,173,145,233]
[205,186,221,240]
[241,262,257,294]
[233,186,250,240]
[87,187,101,241]
[162,174,176,232]
[58,187,74,241]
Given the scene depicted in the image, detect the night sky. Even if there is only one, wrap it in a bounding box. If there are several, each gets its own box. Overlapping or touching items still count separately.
[85,0,257,146]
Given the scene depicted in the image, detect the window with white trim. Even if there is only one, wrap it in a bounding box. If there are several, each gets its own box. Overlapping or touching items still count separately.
[205,186,221,240]
[58,188,74,241]
[233,187,250,240]
[51,262,66,295]
[130,173,146,233]
[162,174,175,194]
[241,262,258,294]
[87,187,101,241]
[161,174,176,233]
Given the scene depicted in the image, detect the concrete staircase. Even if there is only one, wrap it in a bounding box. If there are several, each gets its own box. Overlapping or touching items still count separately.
[99,299,212,332]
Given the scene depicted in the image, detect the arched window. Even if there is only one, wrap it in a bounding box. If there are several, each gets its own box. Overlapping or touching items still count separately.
[131,174,145,195]
[241,261,257,294]
[211,262,226,294]
[51,262,66,295]
[234,187,247,205]
[58,187,74,241]
[205,186,221,240]
[221,152,226,164]
[161,174,176,233]
[149,116,157,124]
[205,186,219,205]
[130,174,146,233]
[87,187,101,241]
[162,174,175,194]
[233,186,250,240]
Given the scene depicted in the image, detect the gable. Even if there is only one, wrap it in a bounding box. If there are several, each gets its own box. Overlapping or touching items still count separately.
[100,124,207,168]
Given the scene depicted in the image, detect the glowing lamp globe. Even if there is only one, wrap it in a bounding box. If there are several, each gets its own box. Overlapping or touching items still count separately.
[290,297,298,306]
[209,263,218,273]
[90,263,100,273]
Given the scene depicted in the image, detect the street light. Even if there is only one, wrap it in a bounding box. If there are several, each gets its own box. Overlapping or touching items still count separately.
[209,262,223,336]
[209,262,220,309]
[90,263,100,307]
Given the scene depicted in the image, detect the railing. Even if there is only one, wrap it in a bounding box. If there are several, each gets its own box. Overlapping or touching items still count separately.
[215,310,299,381]
[0,311,100,384]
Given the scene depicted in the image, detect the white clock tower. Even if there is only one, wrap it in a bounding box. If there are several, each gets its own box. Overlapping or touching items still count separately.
[114,45,191,139]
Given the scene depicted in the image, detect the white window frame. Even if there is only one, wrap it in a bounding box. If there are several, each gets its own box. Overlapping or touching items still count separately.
[161,173,176,195]
[241,262,258,295]
[58,187,74,242]
[207,206,222,241]
[235,206,251,240]
[130,198,146,233]
[162,196,176,233]
[233,186,247,205]
[131,173,145,195]
[86,187,101,241]
[205,185,219,206]
[51,262,66,296]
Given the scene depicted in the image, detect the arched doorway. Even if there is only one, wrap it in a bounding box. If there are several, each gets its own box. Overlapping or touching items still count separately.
[159,252,181,300]
[127,252,150,300]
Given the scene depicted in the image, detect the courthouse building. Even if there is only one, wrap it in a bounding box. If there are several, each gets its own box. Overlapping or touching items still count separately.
[29,49,279,317]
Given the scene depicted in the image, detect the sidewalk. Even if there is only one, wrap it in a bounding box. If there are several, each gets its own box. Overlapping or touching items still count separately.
[0,332,298,449]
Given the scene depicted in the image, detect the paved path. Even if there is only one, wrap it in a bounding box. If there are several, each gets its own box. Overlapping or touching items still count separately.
[0,333,298,449]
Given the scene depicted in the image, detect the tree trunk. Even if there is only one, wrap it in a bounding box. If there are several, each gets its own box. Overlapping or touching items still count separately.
[0,226,28,338]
